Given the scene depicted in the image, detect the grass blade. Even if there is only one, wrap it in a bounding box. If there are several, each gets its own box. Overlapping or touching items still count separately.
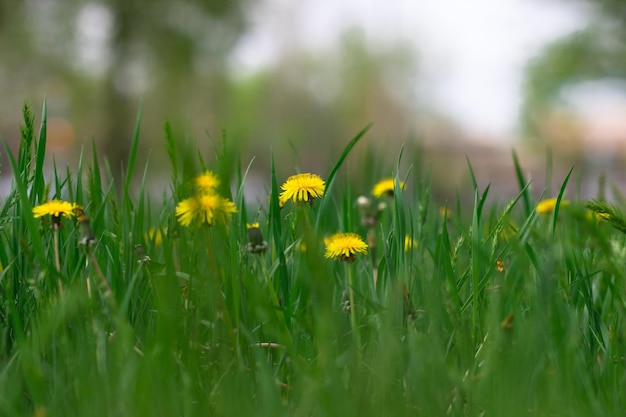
[32,99,47,204]
[124,102,143,196]
[316,123,371,228]
[552,165,574,237]
[512,149,532,217]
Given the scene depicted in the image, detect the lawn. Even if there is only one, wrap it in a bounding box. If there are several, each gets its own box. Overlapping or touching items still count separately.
[1,103,625,416]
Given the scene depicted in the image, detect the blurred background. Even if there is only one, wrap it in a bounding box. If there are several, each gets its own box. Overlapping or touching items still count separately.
[1,0,625,202]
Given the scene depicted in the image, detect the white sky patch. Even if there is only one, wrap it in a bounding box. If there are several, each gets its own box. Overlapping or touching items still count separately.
[75,3,113,77]
[230,0,590,139]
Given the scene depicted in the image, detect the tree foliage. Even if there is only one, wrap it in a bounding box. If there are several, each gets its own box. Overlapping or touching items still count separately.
[522,1,626,138]
[0,0,249,162]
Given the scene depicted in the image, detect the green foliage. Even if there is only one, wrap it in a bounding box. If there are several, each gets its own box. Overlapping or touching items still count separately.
[522,20,626,138]
[1,103,626,416]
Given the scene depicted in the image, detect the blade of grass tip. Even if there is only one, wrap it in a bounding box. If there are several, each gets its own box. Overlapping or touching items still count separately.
[134,158,150,245]
[2,141,46,265]
[65,165,75,203]
[163,121,178,184]
[125,158,150,274]
[123,101,143,198]
[551,165,574,237]
[89,139,103,211]
[512,149,532,217]
[545,145,552,197]
[394,147,407,261]
[418,163,432,232]
[32,98,47,204]
[269,152,289,314]
[342,164,352,231]
[477,183,491,221]
[75,146,84,205]
[235,156,256,224]
[465,155,478,192]
[197,148,207,173]
[482,181,532,246]
[52,157,60,199]
[316,123,372,229]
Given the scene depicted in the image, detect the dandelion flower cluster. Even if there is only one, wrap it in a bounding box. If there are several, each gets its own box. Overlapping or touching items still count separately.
[175,171,237,227]
[279,173,325,206]
[324,232,368,263]
[372,178,404,198]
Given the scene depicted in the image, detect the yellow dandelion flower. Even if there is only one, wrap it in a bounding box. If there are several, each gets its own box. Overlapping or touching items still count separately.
[175,197,199,227]
[33,200,77,229]
[372,178,405,198]
[279,173,325,205]
[536,198,569,215]
[404,235,415,252]
[196,171,220,193]
[324,232,368,263]
[175,193,237,227]
[278,194,288,208]
[147,228,164,245]
[32,200,76,219]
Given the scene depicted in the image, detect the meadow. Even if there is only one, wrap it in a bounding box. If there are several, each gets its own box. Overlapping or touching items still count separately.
[1,103,625,417]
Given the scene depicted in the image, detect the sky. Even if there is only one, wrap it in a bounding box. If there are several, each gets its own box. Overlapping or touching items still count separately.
[230,0,590,140]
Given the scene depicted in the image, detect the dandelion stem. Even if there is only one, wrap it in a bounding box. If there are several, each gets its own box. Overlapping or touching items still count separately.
[53,228,64,295]
[53,229,61,272]
[347,263,361,352]
[259,255,281,310]
[257,254,297,354]
[88,249,111,297]
[367,228,377,287]
[204,227,236,348]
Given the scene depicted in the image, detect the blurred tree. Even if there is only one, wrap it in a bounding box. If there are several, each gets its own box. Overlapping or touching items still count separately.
[521,1,626,140]
[0,0,248,166]
[216,28,421,177]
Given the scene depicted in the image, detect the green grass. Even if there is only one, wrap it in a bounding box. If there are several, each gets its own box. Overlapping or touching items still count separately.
[1,102,626,416]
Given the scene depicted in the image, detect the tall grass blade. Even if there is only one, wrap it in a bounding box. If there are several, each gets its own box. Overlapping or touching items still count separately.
[316,123,371,228]
[512,149,532,217]
[466,155,478,191]
[552,165,574,237]
[2,141,46,265]
[124,102,143,196]
[32,99,47,204]
[269,153,289,311]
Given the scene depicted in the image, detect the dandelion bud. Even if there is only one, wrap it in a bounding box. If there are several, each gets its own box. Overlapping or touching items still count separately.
[246,223,268,254]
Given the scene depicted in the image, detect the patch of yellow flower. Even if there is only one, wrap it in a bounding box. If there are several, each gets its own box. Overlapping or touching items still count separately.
[175,171,237,227]
[372,178,404,198]
[279,173,325,206]
[536,198,569,215]
[324,232,368,263]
